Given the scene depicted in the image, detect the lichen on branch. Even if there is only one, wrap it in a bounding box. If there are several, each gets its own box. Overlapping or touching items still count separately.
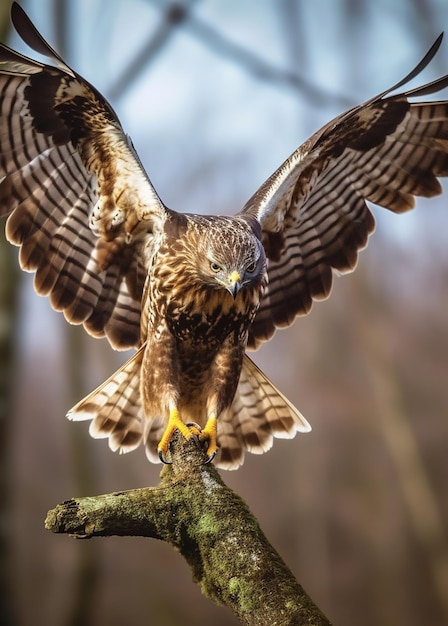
[45,432,332,626]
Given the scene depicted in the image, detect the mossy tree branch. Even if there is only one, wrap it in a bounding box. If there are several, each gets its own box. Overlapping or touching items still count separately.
[45,432,332,626]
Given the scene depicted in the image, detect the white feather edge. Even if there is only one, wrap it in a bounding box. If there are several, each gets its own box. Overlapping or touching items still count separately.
[241,354,312,435]
[66,346,145,423]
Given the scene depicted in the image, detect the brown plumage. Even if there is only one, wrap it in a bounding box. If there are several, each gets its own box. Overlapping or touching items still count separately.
[1,4,448,468]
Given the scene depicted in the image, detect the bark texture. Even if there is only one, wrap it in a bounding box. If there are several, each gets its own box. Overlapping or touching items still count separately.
[45,432,332,626]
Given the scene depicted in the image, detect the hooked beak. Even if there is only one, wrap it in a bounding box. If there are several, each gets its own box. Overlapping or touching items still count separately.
[226,270,242,299]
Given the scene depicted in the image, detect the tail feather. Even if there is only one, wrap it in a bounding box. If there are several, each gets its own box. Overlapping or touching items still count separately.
[216,354,311,470]
[67,346,145,453]
[67,349,310,469]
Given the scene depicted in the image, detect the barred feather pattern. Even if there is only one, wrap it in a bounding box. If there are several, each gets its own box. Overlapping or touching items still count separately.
[245,91,448,347]
[70,347,145,453]
[2,4,448,469]
[0,7,164,350]
[216,355,310,469]
[69,349,310,470]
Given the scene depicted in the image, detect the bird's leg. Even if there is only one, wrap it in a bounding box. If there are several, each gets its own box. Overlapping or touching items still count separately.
[199,416,218,463]
[158,408,195,463]
[157,410,217,464]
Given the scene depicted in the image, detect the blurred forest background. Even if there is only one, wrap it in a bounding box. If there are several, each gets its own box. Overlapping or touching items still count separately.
[0,1,447,625]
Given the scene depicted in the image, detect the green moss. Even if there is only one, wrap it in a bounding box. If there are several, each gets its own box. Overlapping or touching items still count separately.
[195,512,219,536]
[228,576,256,612]
[46,433,333,625]
[285,599,299,611]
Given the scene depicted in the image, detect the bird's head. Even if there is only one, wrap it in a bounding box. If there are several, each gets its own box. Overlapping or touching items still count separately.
[193,216,266,299]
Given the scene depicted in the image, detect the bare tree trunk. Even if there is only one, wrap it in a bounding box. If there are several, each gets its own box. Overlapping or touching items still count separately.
[352,271,448,621]
[46,432,332,626]
[0,232,19,626]
[0,9,18,626]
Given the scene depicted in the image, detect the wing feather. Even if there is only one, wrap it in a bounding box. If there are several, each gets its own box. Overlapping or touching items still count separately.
[0,3,168,350]
[242,38,448,349]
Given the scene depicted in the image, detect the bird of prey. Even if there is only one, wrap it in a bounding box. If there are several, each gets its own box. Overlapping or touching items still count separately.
[1,3,447,469]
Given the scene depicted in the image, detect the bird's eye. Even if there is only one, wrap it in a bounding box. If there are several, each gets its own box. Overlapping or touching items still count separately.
[210,261,221,273]
[246,260,257,273]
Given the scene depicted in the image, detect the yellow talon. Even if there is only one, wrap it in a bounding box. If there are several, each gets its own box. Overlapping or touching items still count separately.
[199,416,218,463]
[158,408,193,463]
[157,410,218,464]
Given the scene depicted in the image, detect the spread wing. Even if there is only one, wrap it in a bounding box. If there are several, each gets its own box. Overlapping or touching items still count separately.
[241,35,448,349]
[0,2,167,350]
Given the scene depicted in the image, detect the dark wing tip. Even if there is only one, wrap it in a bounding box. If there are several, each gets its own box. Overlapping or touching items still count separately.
[10,2,65,64]
[380,32,445,98]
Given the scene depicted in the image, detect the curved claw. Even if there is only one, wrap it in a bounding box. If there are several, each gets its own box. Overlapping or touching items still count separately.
[158,449,172,464]
[204,449,217,464]
[186,423,217,464]
[185,422,201,437]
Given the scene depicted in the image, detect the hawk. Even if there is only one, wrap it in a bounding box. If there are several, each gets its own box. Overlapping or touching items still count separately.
[1,4,448,469]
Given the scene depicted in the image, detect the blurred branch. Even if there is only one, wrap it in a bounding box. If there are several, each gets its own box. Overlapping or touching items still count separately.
[353,273,448,621]
[66,328,100,626]
[0,235,18,626]
[46,431,332,626]
[0,9,18,626]
[181,8,352,108]
[112,0,352,108]
[108,0,200,100]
